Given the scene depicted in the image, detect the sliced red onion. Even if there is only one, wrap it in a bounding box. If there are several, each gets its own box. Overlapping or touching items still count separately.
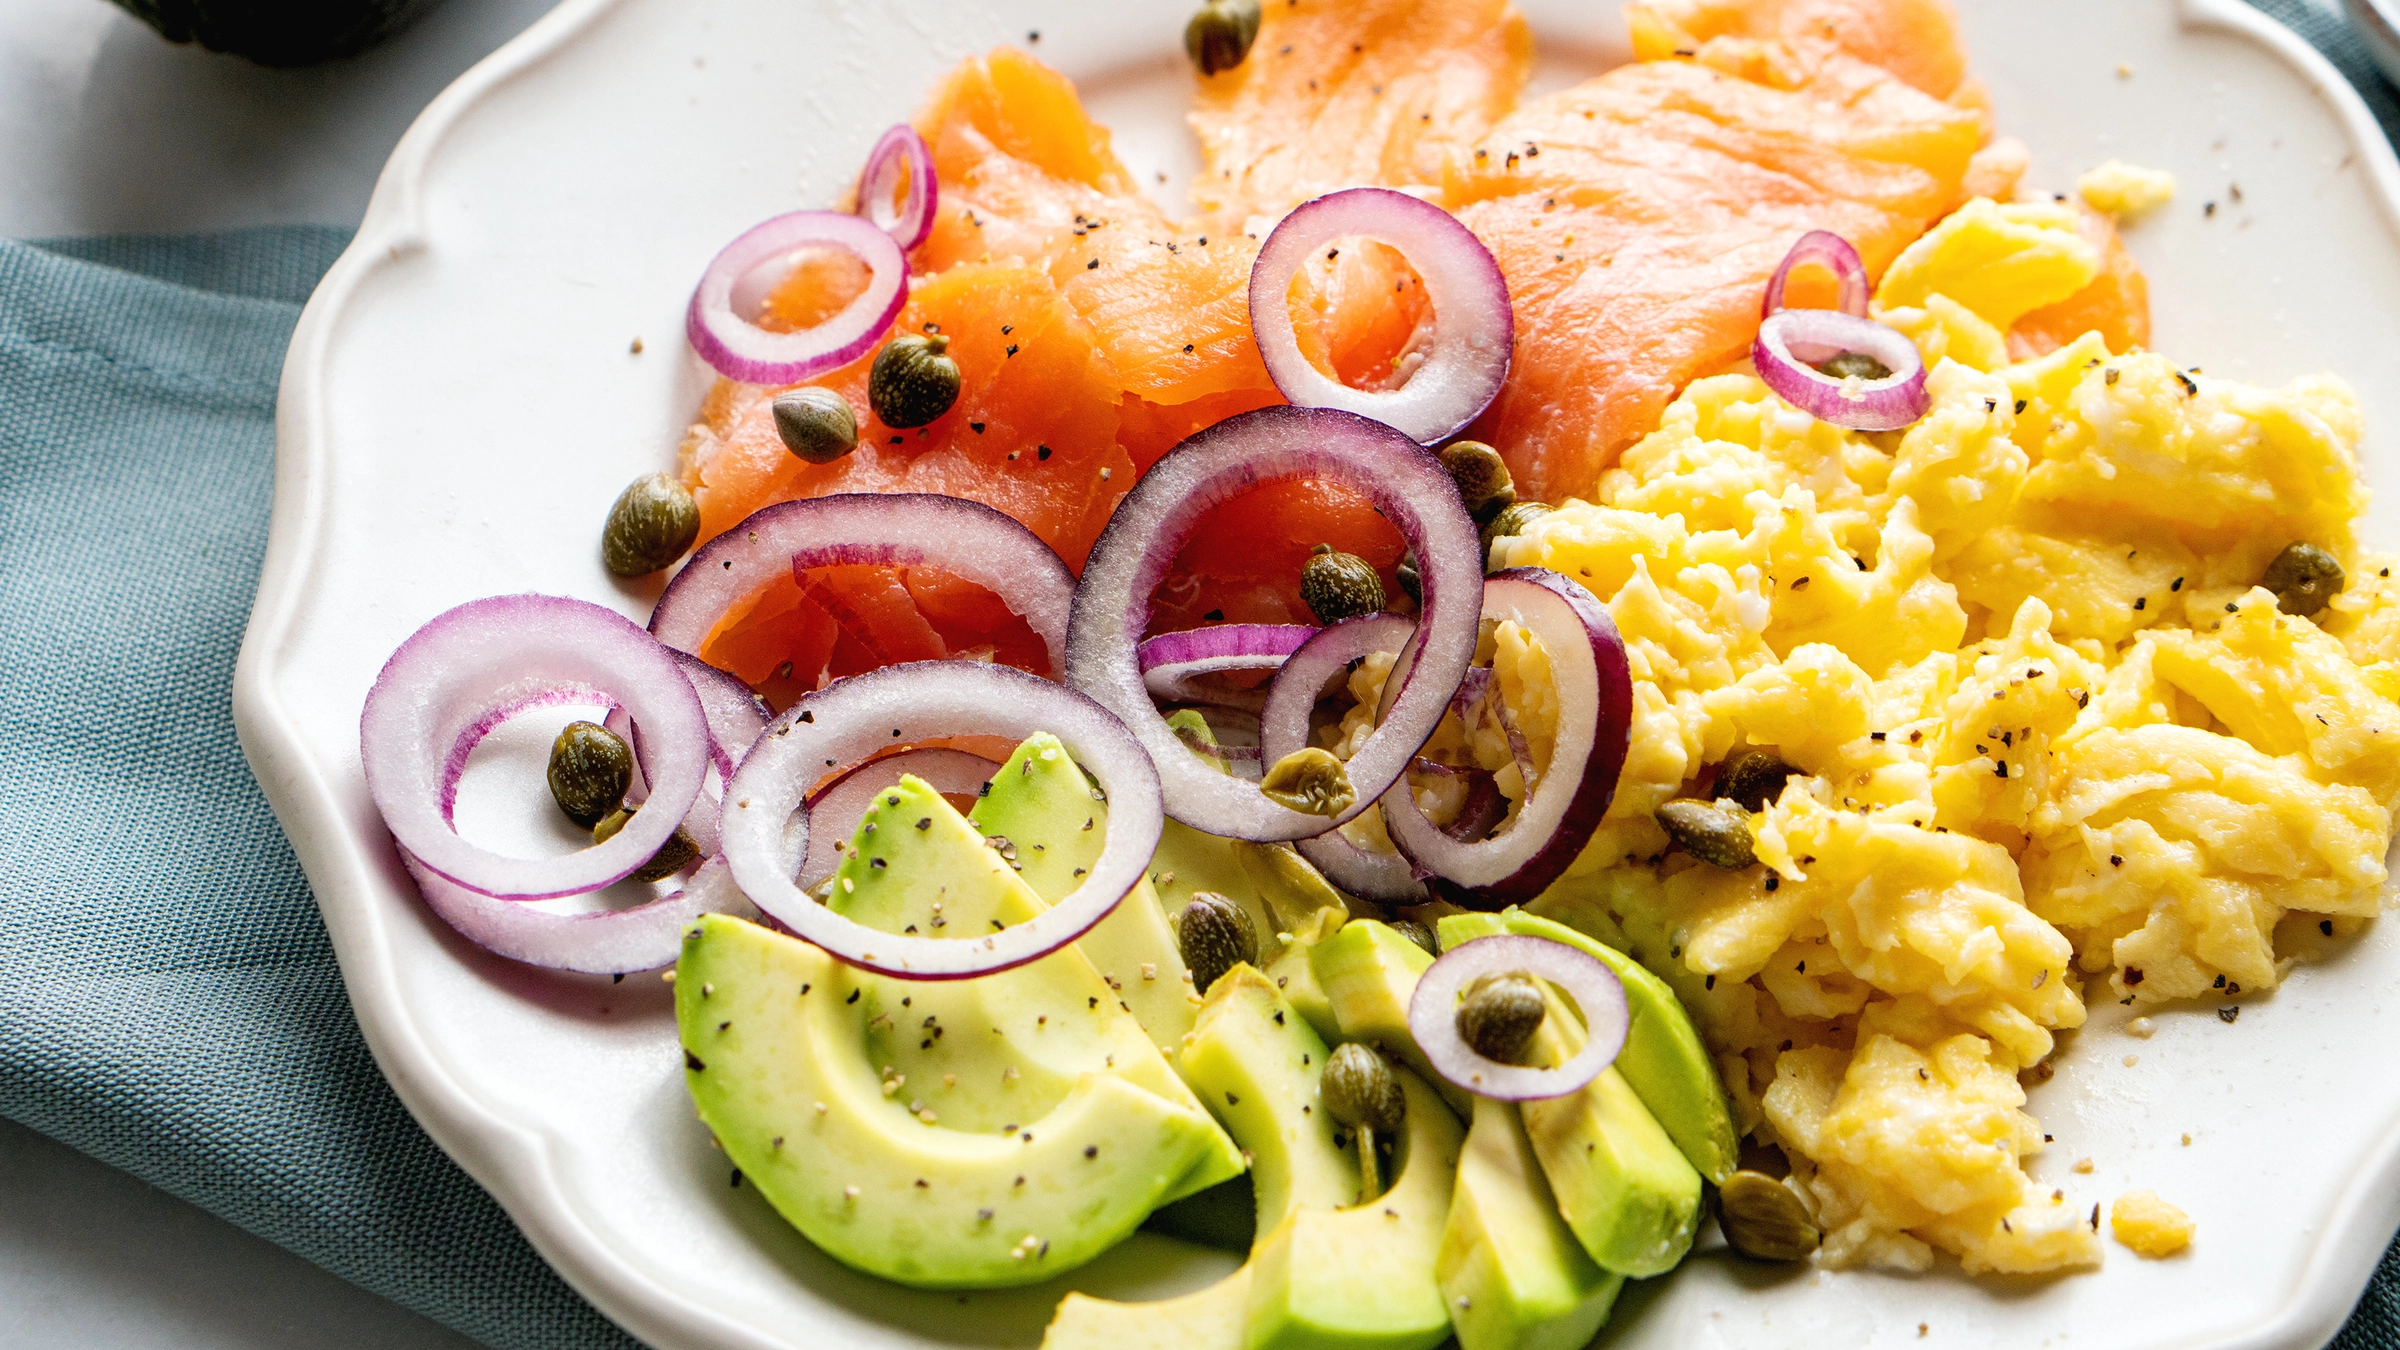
[1248,188,1513,445]
[720,661,1161,980]
[1406,934,1627,1101]
[1752,309,1929,432]
[606,648,771,855]
[1380,570,1632,907]
[685,210,906,385]
[858,124,938,251]
[402,852,752,975]
[649,495,1077,679]
[1066,406,1481,841]
[796,746,999,894]
[1761,230,1870,319]
[1257,612,1425,901]
[361,595,708,901]
[1139,623,1317,712]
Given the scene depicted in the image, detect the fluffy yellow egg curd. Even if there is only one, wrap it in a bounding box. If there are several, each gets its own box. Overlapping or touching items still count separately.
[1363,200,2395,1276]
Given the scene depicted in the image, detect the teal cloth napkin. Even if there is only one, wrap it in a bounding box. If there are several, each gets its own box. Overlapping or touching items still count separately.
[0,6,2394,1350]
[0,229,639,1350]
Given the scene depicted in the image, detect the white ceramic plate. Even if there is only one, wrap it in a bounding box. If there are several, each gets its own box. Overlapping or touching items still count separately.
[235,2,2400,1346]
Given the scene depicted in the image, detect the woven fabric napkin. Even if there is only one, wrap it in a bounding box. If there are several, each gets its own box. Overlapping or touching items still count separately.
[0,5,2394,1349]
[0,229,638,1350]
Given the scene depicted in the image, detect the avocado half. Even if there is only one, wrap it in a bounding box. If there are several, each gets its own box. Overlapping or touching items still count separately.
[109,0,445,66]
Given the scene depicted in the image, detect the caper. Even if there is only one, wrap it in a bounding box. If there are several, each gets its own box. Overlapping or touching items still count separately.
[868,333,961,429]
[1714,746,1797,812]
[1300,543,1386,624]
[1395,552,1421,606]
[1480,499,1553,570]
[1177,891,1258,994]
[1183,0,1261,75]
[600,472,701,577]
[1261,747,1357,817]
[1656,799,1756,870]
[771,386,859,464]
[1815,350,1892,382]
[591,807,702,883]
[2263,541,2345,617]
[547,721,633,827]
[1716,1170,1820,1262]
[1390,918,1438,959]
[1322,1041,1405,1201]
[1455,973,1547,1064]
[1438,440,1517,523]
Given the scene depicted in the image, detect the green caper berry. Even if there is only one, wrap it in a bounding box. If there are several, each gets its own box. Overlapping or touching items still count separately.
[1322,1042,1406,1132]
[1438,440,1517,523]
[1455,973,1547,1065]
[1815,350,1892,382]
[1395,553,1421,606]
[1177,891,1258,994]
[1389,918,1438,959]
[548,721,633,827]
[1480,500,1553,570]
[1300,543,1386,625]
[1656,799,1756,870]
[868,333,961,429]
[771,386,859,464]
[1714,746,1797,813]
[1716,1170,1820,1262]
[1184,0,1261,76]
[2263,541,2345,617]
[1261,747,1357,817]
[591,807,702,883]
[600,472,701,577]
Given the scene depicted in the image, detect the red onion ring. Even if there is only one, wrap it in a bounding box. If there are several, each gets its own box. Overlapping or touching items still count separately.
[1248,187,1513,445]
[1406,934,1628,1101]
[648,495,1077,679]
[1380,569,1632,907]
[1256,612,1426,902]
[1761,229,1870,319]
[1065,406,1482,841]
[1752,309,1929,433]
[361,595,708,901]
[685,210,907,385]
[1138,623,1317,712]
[858,124,938,251]
[402,852,752,975]
[720,661,1162,980]
[795,746,999,894]
[605,647,771,855]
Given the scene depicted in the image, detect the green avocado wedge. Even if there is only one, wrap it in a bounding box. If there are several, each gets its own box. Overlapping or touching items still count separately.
[676,914,1226,1288]
[1045,967,1460,1350]
[1437,1097,1622,1350]
[1308,918,1473,1119]
[1437,909,1738,1184]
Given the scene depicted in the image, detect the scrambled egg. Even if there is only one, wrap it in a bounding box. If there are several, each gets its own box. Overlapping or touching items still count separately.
[2110,1190,2196,1257]
[2078,160,2177,221]
[1462,198,2395,1275]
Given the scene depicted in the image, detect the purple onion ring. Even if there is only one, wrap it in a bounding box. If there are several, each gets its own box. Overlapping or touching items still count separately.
[719,661,1161,980]
[402,853,753,975]
[1138,622,1317,713]
[1248,187,1513,445]
[1065,406,1482,842]
[795,746,999,894]
[685,210,907,385]
[1407,934,1628,1101]
[360,595,708,901]
[648,494,1077,680]
[1761,229,1871,319]
[1752,308,1930,433]
[1256,612,1425,902]
[858,124,938,251]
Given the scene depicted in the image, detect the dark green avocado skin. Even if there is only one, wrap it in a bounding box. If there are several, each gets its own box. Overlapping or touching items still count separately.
[109,0,448,66]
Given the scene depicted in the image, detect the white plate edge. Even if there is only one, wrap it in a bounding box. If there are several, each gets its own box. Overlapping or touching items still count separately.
[226,3,2400,1347]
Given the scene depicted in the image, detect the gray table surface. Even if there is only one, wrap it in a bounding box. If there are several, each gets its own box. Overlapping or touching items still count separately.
[0,3,550,1345]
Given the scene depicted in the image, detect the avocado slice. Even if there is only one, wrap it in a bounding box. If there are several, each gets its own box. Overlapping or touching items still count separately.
[1308,918,1474,1118]
[1518,983,1703,1278]
[1437,909,1737,1184]
[677,914,1226,1288]
[1046,967,1460,1350]
[1437,1097,1622,1350]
